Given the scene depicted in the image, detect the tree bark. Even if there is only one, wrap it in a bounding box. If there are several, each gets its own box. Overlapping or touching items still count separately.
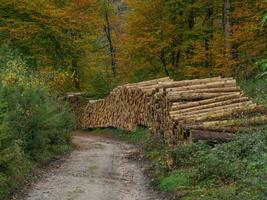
[104,10,117,77]
[223,0,232,56]
[160,49,170,76]
[72,58,81,90]
[204,4,214,67]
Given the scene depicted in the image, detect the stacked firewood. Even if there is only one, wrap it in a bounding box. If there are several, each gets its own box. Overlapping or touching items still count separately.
[81,77,267,143]
[81,77,172,131]
[150,77,267,143]
[65,92,87,129]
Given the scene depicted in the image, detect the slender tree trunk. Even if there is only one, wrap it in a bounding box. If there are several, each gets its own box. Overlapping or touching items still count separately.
[188,10,195,30]
[160,49,170,76]
[171,51,175,67]
[204,5,214,67]
[188,0,195,30]
[186,0,195,64]
[171,50,180,68]
[104,10,117,77]
[223,0,232,56]
[175,50,181,67]
[72,58,80,90]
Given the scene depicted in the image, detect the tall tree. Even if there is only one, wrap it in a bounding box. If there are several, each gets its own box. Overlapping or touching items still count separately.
[99,0,117,77]
[223,0,233,58]
[0,0,99,90]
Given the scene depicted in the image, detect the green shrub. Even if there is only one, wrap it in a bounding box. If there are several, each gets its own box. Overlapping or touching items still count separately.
[0,84,74,199]
[0,73,74,198]
[172,142,211,167]
[239,79,267,105]
[140,128,267,199]
[0,99,31,198]
[86,72,119,98]
[0,84,74,163]
[159,171,190,192]
[192,130,267,184]
[131,66,163,83]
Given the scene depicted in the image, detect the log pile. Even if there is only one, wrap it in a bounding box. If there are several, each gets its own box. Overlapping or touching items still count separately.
[81,77,267,143]
[150,77,267,143]
[65,92,87,129]
[81,77,172,131]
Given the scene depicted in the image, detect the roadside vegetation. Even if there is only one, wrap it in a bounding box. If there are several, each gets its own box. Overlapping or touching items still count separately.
[89,125,267,200]
[0,46,75,199]
[89,79,267,199]
[0,0,266,199]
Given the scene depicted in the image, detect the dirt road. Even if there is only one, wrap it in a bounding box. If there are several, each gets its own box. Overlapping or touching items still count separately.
[20,131,162,200]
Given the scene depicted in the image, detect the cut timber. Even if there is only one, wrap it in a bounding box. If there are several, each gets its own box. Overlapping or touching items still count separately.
[191,129,234,142]
[171,93,245,110]
[159,77,233,88]
[196,115,267,128]
[125,77,171,88]
[172,104,258,122]
[166,80,237,92]
[171,97,249,113]
[167,92,241,102]
[167,87,240,94]
[184,125,267,133]
[79,76,266,144]
[170,101,254,116]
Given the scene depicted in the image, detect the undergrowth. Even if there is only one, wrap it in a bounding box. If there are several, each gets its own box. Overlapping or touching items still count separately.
[86,78,267,199]
[239,78,267,105]
[88,127,267,200]
[0,49,75,199]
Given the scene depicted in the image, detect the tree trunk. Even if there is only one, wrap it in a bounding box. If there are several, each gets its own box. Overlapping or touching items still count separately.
[188,4,195,30]
[204,4,213,67]
[104,11,117,77]
[223,0,232,57]
[72,58,80,90]
[171,50,180,68]
[160,49,170,76]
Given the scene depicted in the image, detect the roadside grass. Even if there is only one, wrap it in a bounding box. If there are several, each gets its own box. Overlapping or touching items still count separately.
[88,127,149,144]
[86,127,267,200]
[159,171,191,192]
[85,79,267,200]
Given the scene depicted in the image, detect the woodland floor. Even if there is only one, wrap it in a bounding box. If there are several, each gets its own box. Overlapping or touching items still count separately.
[12,130,163,200]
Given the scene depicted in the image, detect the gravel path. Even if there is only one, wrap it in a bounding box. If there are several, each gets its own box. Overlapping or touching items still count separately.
[20,131,161,200]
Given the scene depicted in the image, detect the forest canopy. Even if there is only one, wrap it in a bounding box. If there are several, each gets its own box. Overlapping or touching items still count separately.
[0,1,266,199]
[0,0,266,95]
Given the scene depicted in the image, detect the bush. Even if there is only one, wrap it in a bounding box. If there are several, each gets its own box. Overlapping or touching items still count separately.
[159,171,190,192]
[0,99,30,198]
[5,86,74,161]
[172,142,211,167]
[192,130,267,184]
[0,52,75,198]
[86,72,119,98]
[0,84,74,199]
[142,128,267,199]
[239,79,267,105]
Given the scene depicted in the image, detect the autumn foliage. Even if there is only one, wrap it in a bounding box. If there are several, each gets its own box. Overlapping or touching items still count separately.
[119,0,267,80]
[1,0,266,92]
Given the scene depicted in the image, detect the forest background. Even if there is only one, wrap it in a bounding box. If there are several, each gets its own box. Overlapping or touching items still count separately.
[1,0,266,97]
[0,0,267,199]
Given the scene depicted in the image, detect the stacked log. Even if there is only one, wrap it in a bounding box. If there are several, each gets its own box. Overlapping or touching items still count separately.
[151,77,267,143]
[80,77,267,143]
[65,92,87,129]
[81,77,172,131]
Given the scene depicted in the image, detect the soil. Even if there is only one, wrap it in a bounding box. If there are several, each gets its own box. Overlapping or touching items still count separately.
[12,130,164,200]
